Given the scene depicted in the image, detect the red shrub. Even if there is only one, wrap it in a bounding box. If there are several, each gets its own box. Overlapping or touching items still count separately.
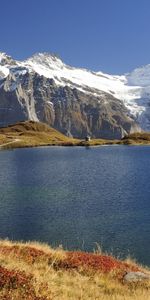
[0,245,50,264]
[0,266,33,289]
[55,251,139,273]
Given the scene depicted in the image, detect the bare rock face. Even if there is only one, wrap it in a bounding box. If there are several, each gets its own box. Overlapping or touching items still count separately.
[0,53,142,139]
[51,86,139,139]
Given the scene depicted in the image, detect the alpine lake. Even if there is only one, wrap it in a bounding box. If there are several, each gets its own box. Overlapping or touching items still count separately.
[0,145,150,266]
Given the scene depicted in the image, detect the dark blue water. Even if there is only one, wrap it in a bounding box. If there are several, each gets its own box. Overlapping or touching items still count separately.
[0,146,150,265]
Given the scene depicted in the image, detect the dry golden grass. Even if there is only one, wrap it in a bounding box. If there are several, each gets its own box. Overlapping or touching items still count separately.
[120,132,150,145]
[0,121,150,150]
[0,121,79,149]
[0,240,150,300]
[0,121,116,150]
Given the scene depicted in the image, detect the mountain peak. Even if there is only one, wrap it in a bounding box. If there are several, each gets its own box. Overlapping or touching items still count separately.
[0,52,16,66]
[0,52,8,62]
[26,52,63,64]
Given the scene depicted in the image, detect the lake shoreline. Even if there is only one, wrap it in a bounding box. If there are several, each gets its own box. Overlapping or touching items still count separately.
[1,121,150,150]
[0,121,150,149]
[1,139,150,150]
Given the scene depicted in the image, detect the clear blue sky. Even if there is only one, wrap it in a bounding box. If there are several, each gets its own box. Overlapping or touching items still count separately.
[0,0,150,74]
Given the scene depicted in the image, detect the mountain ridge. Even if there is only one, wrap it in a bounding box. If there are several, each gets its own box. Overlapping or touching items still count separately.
[0,51,150,138]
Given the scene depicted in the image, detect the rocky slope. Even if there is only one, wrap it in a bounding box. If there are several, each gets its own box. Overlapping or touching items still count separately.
[1,52,150,138]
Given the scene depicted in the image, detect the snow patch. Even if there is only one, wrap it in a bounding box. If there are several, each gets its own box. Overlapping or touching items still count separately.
[0,65,9,78]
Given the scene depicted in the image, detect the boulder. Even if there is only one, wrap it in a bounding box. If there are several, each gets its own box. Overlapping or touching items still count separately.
[123,271,150,283]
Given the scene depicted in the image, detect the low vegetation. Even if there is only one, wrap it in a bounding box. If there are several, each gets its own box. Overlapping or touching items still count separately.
[0,121,116,150]
[0,240,150,299]
[0,121,150,150]
[120,132,150,145]
[0,121,79,149]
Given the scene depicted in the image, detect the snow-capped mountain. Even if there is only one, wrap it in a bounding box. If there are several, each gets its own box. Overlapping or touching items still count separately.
[0,51,150,138]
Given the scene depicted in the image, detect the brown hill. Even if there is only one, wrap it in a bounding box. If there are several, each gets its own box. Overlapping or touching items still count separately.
[121,132,150,145]
[0,120,78,149]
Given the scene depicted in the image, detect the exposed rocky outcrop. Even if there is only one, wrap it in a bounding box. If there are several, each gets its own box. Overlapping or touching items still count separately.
[123,272,150,282]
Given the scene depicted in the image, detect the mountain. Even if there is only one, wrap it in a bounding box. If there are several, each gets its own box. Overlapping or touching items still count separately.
[0,52,150,139]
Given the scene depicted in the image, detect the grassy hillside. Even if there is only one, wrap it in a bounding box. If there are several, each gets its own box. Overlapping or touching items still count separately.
[0,121,79,149]
[0,240,150,300]
[120,132,150,145]
[0,121,150,150]
[0,121,118,149]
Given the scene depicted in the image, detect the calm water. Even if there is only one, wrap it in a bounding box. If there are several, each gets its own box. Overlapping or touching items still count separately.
[0,146,150,265]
